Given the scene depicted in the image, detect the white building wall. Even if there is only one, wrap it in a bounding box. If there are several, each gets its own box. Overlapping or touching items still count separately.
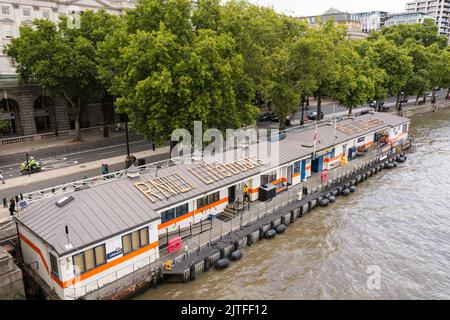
[17,225,65,298]
[19,218,160,300]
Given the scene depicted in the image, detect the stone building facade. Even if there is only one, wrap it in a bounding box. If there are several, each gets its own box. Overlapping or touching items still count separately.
[0,78,118,136]
[0,0,135,137]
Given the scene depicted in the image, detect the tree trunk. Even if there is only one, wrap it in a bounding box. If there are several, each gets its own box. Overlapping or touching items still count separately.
[74,96,82,141]
[447,88,450,100]
[423,93,427,104]
[63,91,82,141]
[348,106,353,115]
[432,88,437,104]
[415,94,420,105]
[395,92,401,111]
[279,111,286,131]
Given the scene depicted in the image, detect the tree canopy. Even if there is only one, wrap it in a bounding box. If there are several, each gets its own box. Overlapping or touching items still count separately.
[4,0,450,142]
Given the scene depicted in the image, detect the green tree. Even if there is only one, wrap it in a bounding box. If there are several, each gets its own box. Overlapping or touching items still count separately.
[309,21,348,119]
[361,37,413,110]
[4,11,120,140]
[382,18,448,49]
[105,0,258,145]
[266,47,299,130]
[334,43,375,115]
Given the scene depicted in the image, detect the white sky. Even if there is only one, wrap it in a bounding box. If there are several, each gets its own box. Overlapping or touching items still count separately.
[247,0,408,16]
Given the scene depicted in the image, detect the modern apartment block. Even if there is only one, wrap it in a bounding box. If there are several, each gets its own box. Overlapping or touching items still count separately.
[406,0,450,42]
[384,12,435,27]
[356,11,390,33]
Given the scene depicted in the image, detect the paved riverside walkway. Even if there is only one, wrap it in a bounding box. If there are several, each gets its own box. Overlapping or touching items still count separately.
[0,129,137,157]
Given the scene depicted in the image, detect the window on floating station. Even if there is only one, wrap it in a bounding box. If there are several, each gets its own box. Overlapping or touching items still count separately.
[293,161,301,174]
[49,253,59,278]
[162,202,191,223]
[72,244,106,275]
[196,191,220,209]
[122,227,150,256]
[260,171,277,186]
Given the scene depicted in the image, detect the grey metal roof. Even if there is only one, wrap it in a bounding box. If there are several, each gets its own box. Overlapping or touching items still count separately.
[17,112,409,256]
[17,181,161,256]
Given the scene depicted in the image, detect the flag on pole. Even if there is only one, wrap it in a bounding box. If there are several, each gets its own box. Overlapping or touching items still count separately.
[313,124,318,158]
[313,126,319,144]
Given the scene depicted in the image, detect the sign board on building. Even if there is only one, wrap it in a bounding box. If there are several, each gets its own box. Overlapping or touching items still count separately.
[106,247,123,260]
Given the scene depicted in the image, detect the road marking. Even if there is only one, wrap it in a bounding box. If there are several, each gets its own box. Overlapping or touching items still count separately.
[98,150,121,156]
[41,161,79,171]
[0,140,147,169]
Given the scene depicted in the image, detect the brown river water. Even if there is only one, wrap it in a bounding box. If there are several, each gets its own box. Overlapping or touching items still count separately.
[136,109,450,300]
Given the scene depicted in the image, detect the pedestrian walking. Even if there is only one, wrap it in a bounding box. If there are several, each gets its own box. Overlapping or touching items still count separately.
[9,197,17,216]
[0,171,5,184]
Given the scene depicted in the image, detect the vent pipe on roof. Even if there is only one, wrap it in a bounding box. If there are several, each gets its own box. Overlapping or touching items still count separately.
[126,164,140,179]
[64,224,73,250]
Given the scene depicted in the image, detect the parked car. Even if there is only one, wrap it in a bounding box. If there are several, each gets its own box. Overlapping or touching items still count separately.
[369,101,377,109]
[270,113,280,122]
[257,112,274,122]
[307,111,324,120]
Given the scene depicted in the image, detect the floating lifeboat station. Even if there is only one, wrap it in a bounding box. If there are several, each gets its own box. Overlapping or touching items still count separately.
[14,112,411,300]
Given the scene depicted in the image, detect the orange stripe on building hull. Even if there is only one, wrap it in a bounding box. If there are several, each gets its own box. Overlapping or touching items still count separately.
[19,232,50,274]
[61,241,159,288]
[20,232,159,289]
[158,197,228,230]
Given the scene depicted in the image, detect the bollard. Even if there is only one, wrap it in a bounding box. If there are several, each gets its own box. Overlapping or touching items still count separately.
[2,198,6,207]
[20,193,23,200]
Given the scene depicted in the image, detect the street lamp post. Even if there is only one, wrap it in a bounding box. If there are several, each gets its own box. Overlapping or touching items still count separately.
[125,114,130,157]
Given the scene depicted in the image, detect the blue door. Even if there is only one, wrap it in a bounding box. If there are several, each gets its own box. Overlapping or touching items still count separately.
[312,156,323,173]
[301,160,306,180]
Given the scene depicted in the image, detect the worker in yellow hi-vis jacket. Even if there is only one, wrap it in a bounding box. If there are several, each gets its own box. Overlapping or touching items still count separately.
[243,184,250,203]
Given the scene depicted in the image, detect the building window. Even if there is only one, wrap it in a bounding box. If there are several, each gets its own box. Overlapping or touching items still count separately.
[196,191,220,209]
[402,124,408,133]
[23,8,30,16]
[72,244,107,275]
[1,6,10,15]
[94,245,106,266]
[260,170,277,186]
[139,228,149,247]
[43,10,50,19]
[49,253,59,278]
[293,161,301,174]
[84,247,95,271]
[121,227,150,256]
[162,203,190,223]
[122,234,132,255]
[73,252,86,275]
